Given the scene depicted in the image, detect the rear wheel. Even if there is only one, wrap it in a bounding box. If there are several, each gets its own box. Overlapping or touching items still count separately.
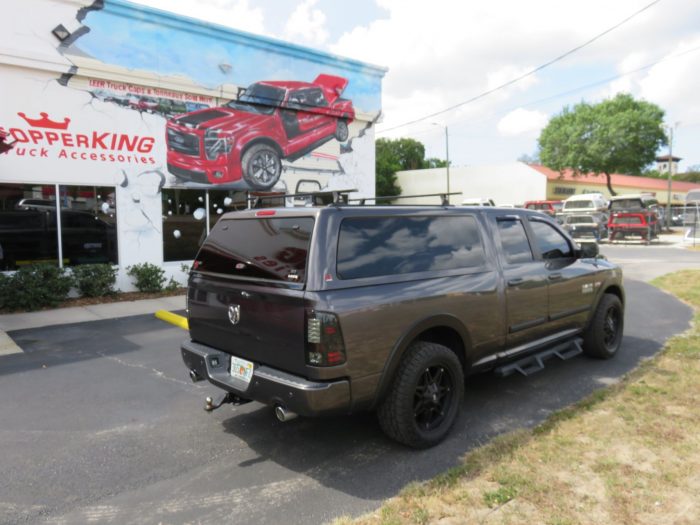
[377,341,464,448]
[583,294,624,359]
[242,144,281,190]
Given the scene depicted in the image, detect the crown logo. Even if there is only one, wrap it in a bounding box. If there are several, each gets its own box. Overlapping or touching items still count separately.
[18,112,71,130]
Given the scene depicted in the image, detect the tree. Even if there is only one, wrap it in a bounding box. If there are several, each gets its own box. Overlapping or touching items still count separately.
[375,138,448,198]
[538,93,667,195]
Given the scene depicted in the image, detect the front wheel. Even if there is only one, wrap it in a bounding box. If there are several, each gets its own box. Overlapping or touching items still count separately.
[241,144,282,190]
[583,294,624,359]
[377,341,464,448]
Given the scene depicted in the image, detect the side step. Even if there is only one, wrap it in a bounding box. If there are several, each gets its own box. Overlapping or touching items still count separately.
[494,338,583,377]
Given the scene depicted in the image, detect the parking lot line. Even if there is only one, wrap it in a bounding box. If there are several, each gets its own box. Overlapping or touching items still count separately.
[0,330,23,356]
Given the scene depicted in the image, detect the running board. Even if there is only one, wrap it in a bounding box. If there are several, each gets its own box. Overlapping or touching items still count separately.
[494,338,583,377]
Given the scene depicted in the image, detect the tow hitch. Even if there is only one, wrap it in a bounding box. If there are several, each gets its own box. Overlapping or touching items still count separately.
[204,393,252,412]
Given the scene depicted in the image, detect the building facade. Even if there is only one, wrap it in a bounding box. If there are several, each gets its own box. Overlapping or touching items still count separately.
[0,0,386,288]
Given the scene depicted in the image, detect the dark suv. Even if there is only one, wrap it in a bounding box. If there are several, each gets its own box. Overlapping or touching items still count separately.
[181,204,624,447]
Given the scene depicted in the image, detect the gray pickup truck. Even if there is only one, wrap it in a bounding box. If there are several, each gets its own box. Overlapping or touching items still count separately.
[181,204,624,448]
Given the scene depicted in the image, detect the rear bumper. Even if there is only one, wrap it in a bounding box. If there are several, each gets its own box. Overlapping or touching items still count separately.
[181,339,351,417]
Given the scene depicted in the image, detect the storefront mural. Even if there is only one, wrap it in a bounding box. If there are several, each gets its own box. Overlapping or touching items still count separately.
[0,0,384,285]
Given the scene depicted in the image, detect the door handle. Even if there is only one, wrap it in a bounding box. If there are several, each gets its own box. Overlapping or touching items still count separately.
[507,278,524,287]
[548,273,562,281]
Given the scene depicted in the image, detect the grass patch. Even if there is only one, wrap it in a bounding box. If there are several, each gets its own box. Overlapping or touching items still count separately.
[338,270,700,525]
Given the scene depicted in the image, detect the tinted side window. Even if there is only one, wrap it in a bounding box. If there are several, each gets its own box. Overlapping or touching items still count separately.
[530,220,573,259]
[497,219,533,264]
[337,216,485,280]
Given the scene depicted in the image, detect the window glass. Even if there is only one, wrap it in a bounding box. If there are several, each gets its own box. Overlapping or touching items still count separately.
[497,219,533,264]
[337,216,485,280]
[207,190,248,232]
[564,200,593,209]
[58,185,117,266]
[162,189,207,261]
[530,220,573,259]
[0,184,59,270]
[197,217,314,283]
[612,215,643,224]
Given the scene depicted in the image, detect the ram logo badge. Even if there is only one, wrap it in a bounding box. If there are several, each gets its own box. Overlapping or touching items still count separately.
[228,304,241,325]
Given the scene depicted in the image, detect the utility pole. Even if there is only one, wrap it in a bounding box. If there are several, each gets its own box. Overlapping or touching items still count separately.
[445,126,450,198]
[666,126,673,231]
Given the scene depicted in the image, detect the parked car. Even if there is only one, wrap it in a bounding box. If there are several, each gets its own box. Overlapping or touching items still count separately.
[524,200,563,219]
[562,214,607,241]
[180,202,624,448]
[461,197,495,206]
[166,74,354,190]
[0,208,116,270]
[608,194,661,235]
[608,212,659,244]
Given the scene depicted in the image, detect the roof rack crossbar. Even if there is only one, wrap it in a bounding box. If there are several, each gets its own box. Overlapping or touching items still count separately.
[246,189,358,208]
[347,192,462,206]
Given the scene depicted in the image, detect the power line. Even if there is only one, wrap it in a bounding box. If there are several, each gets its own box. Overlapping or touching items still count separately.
[377,0,663,135]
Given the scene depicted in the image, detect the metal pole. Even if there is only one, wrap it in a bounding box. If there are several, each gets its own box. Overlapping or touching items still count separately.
[55,184,63,268]
[445,126,450,199]
[205,191,211,235]
[666,126,673,231]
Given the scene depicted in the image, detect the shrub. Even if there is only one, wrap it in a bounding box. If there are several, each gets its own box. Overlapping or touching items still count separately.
[72,264,117,297]
[127,262,166,293]
[2,264,73,311]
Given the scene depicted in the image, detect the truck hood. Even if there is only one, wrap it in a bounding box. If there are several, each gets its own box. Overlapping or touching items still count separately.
[171,107,268,131]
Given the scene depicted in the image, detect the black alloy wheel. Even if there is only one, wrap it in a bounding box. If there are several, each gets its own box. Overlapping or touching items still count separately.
[414,365,454,432]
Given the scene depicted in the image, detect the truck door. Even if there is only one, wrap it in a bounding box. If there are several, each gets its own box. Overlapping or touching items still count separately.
[493,216,550,347]
[526,217,596,333]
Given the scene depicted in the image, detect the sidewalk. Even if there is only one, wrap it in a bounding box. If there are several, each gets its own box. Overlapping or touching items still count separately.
[0,295,186,355]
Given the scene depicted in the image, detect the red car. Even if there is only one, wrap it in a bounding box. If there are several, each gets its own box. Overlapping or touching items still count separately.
[608,211,659,244]
[166,74,354,190]
[524,200,563,218]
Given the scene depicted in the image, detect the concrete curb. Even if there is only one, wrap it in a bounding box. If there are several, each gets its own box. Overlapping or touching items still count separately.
[0,295,186,332]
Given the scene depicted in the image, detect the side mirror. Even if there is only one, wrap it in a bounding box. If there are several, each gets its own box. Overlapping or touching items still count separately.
[578,241,599,259]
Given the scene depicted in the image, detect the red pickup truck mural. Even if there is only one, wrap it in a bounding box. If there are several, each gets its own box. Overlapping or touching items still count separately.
[165,74,355,190]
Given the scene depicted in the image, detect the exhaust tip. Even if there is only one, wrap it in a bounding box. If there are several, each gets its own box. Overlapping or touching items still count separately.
[275,405,298,422]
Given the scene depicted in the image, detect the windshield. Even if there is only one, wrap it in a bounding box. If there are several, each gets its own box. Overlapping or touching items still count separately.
[225,83,285,115]
[567,216,594,224]
[564,200,593,209]
[610,199,645,210]
[552,202,563,211]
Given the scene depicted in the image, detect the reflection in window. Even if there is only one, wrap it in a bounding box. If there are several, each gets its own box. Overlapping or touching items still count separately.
[207,190,247,232]
[59,185,118,266]
[497,219,533,264]
[162,189,208,262]
[530,220,573,259]
[337,216,485,280]
[0,184,58,270]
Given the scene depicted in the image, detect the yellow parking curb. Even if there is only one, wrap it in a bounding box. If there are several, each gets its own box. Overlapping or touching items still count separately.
[155,310,189,330]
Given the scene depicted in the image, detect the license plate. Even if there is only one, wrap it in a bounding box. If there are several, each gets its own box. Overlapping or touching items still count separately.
[230,356,254,385]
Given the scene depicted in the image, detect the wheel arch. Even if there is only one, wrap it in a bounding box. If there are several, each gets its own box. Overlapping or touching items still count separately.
[240,137,284,160]
[372,315,472,408]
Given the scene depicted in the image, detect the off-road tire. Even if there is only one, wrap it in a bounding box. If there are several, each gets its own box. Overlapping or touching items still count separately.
[583,294,624,359]
[377,341,464,448]
[241,143,281,190]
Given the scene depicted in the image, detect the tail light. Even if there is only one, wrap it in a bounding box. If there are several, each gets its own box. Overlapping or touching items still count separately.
[306,310,346,366]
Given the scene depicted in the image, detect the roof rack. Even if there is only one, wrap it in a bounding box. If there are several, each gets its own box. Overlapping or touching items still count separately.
[347,192,462,206]
[247,189,357,208]
[245,190,462,208]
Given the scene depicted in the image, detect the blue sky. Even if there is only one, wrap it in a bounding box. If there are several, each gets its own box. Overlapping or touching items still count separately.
[124,0,700,172]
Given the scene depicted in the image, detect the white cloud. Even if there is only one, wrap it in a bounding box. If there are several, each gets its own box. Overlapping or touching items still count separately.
[497,108,549,137]
[284,0,329,46]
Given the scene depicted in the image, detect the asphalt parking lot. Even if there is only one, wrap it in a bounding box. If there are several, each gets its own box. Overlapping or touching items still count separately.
[0,242,696,525]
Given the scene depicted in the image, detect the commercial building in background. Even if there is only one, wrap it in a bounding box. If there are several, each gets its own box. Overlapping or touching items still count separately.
[0,0,386,288]
[397,163,700,207]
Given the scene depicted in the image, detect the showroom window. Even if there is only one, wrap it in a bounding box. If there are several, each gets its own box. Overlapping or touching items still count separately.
[0,183,117,271]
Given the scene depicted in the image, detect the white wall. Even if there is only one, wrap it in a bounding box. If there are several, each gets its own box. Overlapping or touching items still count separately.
[396,162,547,206]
